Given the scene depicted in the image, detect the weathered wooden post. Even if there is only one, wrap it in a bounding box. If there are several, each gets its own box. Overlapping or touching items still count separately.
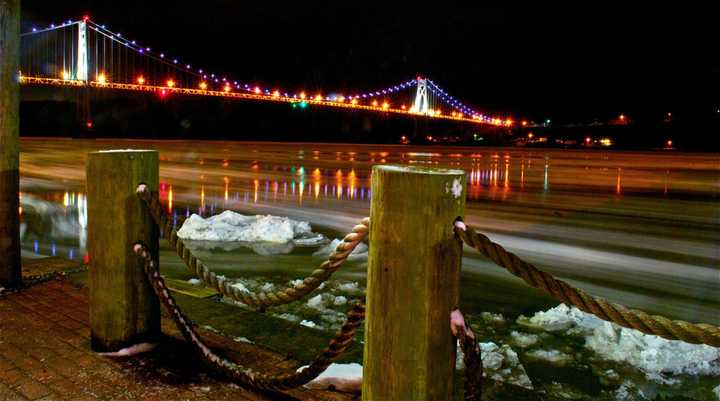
[0,0,22,288]
[87,150,160,351]
[363,165,466,401]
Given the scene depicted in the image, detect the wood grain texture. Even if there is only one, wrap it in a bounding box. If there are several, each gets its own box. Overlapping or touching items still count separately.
[363,165,466,401]
[87,150,160,351]
[0,0,22,287]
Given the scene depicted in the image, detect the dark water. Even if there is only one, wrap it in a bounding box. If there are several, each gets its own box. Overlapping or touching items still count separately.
[18,138,720,400]
[19,138,719,323]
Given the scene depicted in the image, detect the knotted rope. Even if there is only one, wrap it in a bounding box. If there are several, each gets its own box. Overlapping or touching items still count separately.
[454,219,720,347]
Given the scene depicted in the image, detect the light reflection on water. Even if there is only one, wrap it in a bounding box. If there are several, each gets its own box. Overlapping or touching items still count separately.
[16,139,720,325]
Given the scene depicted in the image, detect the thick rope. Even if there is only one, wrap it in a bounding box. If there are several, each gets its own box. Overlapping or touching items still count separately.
[452,308,483,400]
[133,242,365,391]
[0,265,88,297]
[136,184,369,308]
[454,219,720,347]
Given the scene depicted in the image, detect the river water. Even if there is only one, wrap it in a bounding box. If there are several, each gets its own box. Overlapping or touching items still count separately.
[18,138,720,400]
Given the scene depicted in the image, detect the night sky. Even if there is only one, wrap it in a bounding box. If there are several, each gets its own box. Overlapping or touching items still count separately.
[20,2,716,127]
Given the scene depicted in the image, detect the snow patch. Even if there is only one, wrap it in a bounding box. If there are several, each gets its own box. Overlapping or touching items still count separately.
[299,363,362,392]
[713,384,720,400]
[300,320,317,328]
[187,278,202,286]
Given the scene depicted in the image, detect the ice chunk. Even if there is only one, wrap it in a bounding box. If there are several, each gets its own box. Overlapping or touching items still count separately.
[470,342,533,389]
[523,304,720,382]
[231,282,250,293]
[525,349,574,366]
[313,239,368,261]
[307,294,324,309]
[276,313,300,322]
[510,331,539,348]
[299,363,362,392]
[177,211,322,244]
[333,295,347,306]
[336,281,361,293]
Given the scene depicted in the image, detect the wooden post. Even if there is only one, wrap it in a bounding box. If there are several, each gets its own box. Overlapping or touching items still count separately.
[363,165,466,401]
[0,0,22,288]
[87,150,160,351]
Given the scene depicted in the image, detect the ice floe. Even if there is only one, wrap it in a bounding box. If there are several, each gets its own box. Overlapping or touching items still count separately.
[457,341,533,389]
[520,304,720,383]
[176,211,326,254]
[509,331,539,348]
[525,349,574,366]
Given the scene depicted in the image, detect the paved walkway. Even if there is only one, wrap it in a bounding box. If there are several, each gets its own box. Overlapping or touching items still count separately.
[0,277,355,401]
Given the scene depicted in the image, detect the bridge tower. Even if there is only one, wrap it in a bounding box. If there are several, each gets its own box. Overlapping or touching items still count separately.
[76,21,88,81]
[412,77,429,115]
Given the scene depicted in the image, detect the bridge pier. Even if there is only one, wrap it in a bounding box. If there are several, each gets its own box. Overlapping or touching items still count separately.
[0,0,22,288]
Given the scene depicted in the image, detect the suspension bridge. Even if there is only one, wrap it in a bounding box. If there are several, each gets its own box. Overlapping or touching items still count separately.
[19,17,514,128]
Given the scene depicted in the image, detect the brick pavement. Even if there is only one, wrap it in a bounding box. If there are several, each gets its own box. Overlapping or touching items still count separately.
[0,279,356,401]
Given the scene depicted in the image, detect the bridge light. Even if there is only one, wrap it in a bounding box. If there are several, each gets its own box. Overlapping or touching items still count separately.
[223,84,231,92]
[521,120,527,126]
[528,133,534,139]
[401,104,406,110]
[166,79,175,88]
[382,102,389,109]
[137,76,145,85]
[97,73,107,84]
[350,99,358,105]
[61,71,70,80]
[372,100,378,107]
[337,96,345,102]
[315,94,323,101]
[83,15,90,21]
[254,86,261,94]
[199,82,208,90]
[299,92,306,99]
[272,90,280,97]
[505,119,513,126]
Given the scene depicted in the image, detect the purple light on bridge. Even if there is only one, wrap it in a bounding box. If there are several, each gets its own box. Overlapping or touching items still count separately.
[160,53,165,58]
